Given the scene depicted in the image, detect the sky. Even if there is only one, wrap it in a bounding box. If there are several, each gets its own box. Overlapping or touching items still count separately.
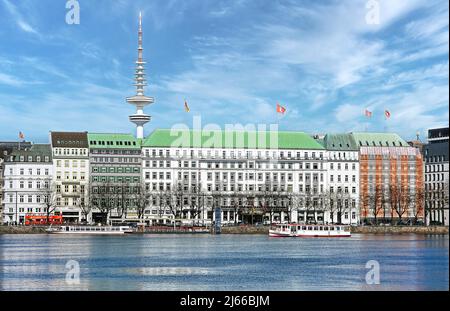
[0,0,448,143]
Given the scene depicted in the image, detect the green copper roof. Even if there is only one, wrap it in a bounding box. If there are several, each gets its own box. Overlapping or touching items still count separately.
[322,133,358,151]
[88,133,141,149]
[142,129,325,150]
[351,132,408,148]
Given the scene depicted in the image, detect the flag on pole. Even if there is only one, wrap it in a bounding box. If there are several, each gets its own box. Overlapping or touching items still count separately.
[385,110,391,119]
[184,100,190,112]
[364,109,372,118]
[19,131,24,139]
[276,102,286,114]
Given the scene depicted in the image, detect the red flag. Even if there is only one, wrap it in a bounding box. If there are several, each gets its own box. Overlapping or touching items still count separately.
[19,131,24,139]
[385,110,391,119]
[364,109,372,118]
[276,103,286,114]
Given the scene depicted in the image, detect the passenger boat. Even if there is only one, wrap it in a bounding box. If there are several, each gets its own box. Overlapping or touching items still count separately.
[45,225,134,235]
[269,223,351,237]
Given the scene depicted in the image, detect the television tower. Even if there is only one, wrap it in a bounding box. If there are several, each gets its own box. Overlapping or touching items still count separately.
[127,12,153,139]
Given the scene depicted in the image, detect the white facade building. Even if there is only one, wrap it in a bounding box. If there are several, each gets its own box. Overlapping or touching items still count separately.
[50,132,89,223]
[139,129,360,226]
[320,134,360,225]
[2,144,53,224]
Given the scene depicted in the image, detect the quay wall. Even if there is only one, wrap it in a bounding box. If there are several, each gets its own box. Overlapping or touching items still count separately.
[220,225,449,235]
[0,225,448,235]
[0,226,47,234]
[351,226,448,235]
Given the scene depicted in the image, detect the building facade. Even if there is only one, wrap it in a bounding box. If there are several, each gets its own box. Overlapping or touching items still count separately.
[140,129,345,226]
[0,129,432,227]
[0,142,32,223]
[320,134,360,225]
[423,127,449,226]
[87,133,143,224]
[2,144,52,224]
[354,133,425,224]
[50,132,89,223]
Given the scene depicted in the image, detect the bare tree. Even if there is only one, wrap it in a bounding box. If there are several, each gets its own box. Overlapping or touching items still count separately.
[133,182,151,224]
[389,184,413,225]
[165,182,183,229]
[115,181,134,221]
[322,189,337,224]
[40,181,58,224]
[74,184,91,224]
[301,186,316,224]
[186,182,204,226]
[91,181,116,224]
[412,186,425,224]
[259,179,278,224]
[367,184,386,225]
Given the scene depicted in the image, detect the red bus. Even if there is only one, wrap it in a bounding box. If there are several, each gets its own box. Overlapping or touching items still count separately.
[25,214,63,226]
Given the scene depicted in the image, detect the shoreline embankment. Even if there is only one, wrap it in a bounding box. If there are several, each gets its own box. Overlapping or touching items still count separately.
[220,225,449,235]
[0,225,448,235]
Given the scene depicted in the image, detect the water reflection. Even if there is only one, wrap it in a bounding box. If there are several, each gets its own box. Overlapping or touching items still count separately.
[0,234,448,291]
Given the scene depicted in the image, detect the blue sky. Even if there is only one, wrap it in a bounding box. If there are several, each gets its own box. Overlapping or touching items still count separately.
[0,0,448,143]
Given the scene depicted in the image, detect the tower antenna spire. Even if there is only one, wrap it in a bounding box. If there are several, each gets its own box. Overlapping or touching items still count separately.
[126,12,154,139]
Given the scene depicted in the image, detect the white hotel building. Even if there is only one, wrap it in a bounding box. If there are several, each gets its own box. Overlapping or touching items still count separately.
[140,129,359,226]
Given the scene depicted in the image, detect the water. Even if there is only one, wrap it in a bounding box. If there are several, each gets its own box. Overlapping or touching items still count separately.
[0,234,448,291]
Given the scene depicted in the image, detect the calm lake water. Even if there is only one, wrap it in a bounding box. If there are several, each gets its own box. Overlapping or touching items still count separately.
[0,233,448,291]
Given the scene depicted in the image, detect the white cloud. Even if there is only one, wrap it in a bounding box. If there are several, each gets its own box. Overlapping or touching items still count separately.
[0,72,24,87]
[2,0,40,35]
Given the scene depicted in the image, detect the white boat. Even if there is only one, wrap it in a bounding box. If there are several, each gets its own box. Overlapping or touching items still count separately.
[269,223,351,237]
[45,225,134,235]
